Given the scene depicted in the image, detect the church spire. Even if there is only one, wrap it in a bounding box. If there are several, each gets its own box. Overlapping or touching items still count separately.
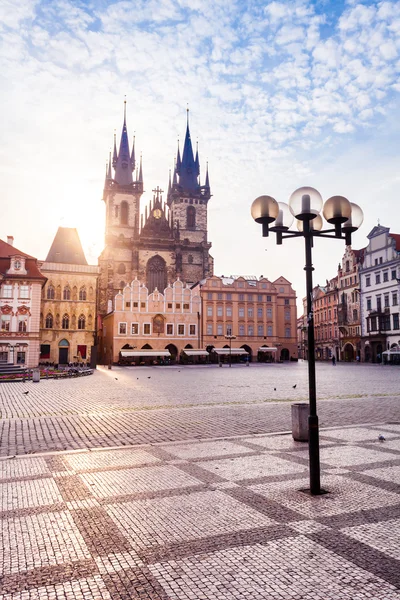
[114,98,133,186]
[205,161,210,189]
[177,108,199,193]
[131,134,135,172]
[138,153,143,183]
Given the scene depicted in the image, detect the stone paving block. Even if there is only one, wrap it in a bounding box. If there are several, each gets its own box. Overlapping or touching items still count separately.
[196,453,308,481]
[0,575,112,600]
[161,439,255,460]
[95,551,144,574]
[342,518,400,561]
[80,465,203,499]
[1,511,91,576]
[294,444,400,467]
[105,490,277,550]
[239,434,331,451]
[362,464,400,484]
[65,448,160,471]
[149,536,400,599]
[251,474,400,517]
[0,457,51,481]
[320,427,399,443]
[0,478,63,513]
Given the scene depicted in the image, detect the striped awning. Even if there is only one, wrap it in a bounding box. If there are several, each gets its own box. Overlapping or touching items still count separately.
[212,348,249,355]
[258,347,278,352]
[120,350,171,357]
[183,350,209,356]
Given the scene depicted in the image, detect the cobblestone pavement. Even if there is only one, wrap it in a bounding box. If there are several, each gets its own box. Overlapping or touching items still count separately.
[0,362,399,456]
[1,424,400,599]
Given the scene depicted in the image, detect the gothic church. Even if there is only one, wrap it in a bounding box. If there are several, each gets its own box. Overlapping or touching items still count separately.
[98,104,213,316]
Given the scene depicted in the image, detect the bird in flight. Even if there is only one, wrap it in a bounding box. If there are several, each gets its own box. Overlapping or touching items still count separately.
[293,384,297,389]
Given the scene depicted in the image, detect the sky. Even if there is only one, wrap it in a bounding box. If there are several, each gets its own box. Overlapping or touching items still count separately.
[1,0,400,314]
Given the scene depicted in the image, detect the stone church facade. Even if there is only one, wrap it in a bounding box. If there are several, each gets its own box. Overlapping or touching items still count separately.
[98,104,213,318]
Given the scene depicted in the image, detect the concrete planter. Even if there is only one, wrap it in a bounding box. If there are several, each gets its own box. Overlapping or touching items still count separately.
[291,402,309,442]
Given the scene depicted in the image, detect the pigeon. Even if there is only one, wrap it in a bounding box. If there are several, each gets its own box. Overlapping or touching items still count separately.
[23,391,29,395]
[292,384,297,389]
[378,434,386,442]
[274,388,276,391]
[115,378,118,380]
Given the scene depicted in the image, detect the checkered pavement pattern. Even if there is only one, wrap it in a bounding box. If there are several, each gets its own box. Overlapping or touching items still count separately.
[1,424,400,599]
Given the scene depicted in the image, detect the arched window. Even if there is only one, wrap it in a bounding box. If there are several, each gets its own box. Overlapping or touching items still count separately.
[18,320,27,332]
[187,206,196,229]
[88,314,93,328]
[62,314,69,329]
[78,314,86,330]
[120,201,129,225]
[63,287,71,301]
[118,263,126,274]
[89,287,94,300]
[47,286,55,300]
[79,287,87,301]
[146,255,167,294]
[45,314,53,329]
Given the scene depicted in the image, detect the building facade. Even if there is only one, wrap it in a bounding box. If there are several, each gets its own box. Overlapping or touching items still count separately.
[39,228,99,365]
[360,225,400,363]
[98,105,213,318]
[194,275,298,362]
[0,237,46,367]
[314,277,339,361]
[337,245,364,361]
[100,279,201,364]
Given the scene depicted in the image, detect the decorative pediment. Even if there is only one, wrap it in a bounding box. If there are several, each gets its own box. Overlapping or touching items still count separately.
[1,304,13,315]
[16,305,31,316]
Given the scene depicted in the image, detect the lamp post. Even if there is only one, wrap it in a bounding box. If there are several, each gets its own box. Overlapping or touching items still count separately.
[225,331,237,367]
[251,187,363,495]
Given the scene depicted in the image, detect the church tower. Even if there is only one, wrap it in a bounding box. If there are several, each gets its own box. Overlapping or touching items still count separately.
[166,109,213,285]
[98,101,144,314]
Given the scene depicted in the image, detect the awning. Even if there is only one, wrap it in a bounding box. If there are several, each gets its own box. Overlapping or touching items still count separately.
[120,350,171,357]
[258,347,278,352]
[212,348,249,355]
[383,350,400,356]
[183,350,209,356]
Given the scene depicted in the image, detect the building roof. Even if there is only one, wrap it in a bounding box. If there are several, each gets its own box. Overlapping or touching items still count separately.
[0,238,46,281]
[45,227,88,265]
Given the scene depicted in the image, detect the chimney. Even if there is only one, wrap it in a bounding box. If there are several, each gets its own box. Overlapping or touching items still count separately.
[7,236,14,246]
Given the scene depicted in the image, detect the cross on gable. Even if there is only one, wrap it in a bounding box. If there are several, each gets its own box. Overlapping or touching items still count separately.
[152,186,164,202]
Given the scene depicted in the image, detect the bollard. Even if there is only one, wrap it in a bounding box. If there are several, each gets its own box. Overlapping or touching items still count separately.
[32,368,40,383]
[291,402,309,442]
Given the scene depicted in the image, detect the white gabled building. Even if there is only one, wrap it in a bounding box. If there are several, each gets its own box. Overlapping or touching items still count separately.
[359,225,400,363]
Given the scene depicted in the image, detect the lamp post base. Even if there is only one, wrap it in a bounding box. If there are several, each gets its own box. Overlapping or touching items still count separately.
[308,414,321,495]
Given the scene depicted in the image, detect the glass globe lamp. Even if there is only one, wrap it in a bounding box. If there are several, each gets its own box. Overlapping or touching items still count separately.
[296,215,323,232]
[251,195,280,236]
[270,202,294,232]
[322,196,352,225]
[341,203,364,233]
[288,187,323,221]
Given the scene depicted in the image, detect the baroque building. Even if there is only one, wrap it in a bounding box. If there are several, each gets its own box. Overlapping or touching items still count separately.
[39,228,99,365]
[98,104,213,318]
[337,245,365,361]
[0,236,46,368]
[313,277,339,361]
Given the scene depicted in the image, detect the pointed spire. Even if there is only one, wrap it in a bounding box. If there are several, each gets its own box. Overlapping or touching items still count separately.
[195,140,200,176]
[179,108,199,192]
[131,134,135,172]
[114,98,133,186]
[205,161,210,189]
[138,153,143,183]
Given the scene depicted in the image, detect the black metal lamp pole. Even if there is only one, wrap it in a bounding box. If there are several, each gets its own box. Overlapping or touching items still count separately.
[251,188,364,495]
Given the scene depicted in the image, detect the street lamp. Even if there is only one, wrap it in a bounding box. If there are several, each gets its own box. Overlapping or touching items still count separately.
[251,187,363,495]
[225,327,236,368]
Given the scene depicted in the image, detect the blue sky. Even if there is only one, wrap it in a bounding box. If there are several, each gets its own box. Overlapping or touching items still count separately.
[1,0,400,311]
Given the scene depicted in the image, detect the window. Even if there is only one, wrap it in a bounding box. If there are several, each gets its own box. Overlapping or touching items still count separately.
[375,273,380,285]
[212,280,218,287]
[183,303,189,310]
[353,309,358,321]
[380,257,383,264]
[285,311,290,321]
[366,276,371,287]
[47,286,55,299]
[239,325,245,335]
[217,293,223,300]
[258,325,263,336]
[120,201,129,225]
[187,205,196,228]
[117,263,126,275]
[238,307,244,318]
[392,269,397,280]
[217,306,223,317]
[267,308,272,318]
[18,319,27,332]
[1,315,10,331]
[370,316,377,331]
[17,352,26,364]
[345,260,350,272]
[366,297,372,311]
[284,299,289,305]
[178,324,184,335]
[384,295,390,308]
[267,325,273,336]
[167,303,172,309]
[374,258,378,266]
[188,255,193,264]
[143,323,151,335]
[78,315,85,330]
[141,302,146,308]
[175,303,180,309]
[226,325,232,336]
[45,314,53,328]
[257,295,263,301]
[217,324,223,335]
[19,285,29,299]
[248,294,253,301]
[189,324,196,335]
[393,293,398,306]
[383,271,389,282]
[226,293,232,300]
[257,308,262,318]
[239,294,245,301]
[40,344,50,359]
[125,302,131,309]
[262,283,267,289]
[393,314,399,330]
[207,324,213,335]
[267,295,272,302]
[237,281,244,288]
[62,314,69,329]
[248,325,253,336]
[226,306,232,317]
[78,287,87,301]
[119,322,127,335]
[63,287,71,300]
[376,296,382,311]
[248,307,253,318]
[207,293,213,300]
[285,328,291,338]
[207,306,213,317]
[2,284,12,298]
[132,323,139,335]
